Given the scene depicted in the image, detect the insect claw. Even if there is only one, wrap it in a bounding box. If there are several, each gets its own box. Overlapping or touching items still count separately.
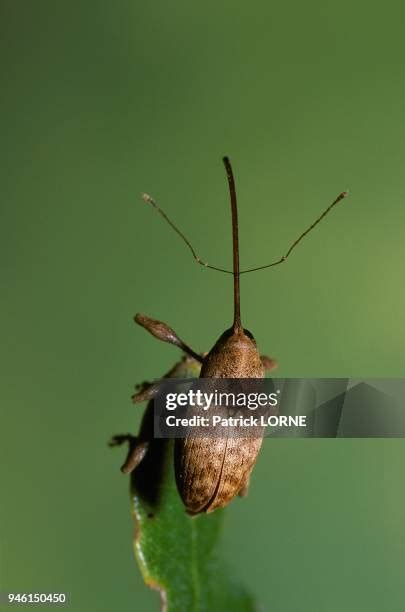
[108,433,135,447]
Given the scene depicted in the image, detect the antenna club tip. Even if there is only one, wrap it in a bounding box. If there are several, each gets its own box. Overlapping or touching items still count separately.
[141,192,154,204]
[340,190,349,199]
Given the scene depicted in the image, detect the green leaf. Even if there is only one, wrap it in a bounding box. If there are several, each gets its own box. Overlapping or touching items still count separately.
[128,357,256,612]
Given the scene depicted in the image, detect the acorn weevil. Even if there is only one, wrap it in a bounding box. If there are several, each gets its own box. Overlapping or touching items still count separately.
[111,157,347,514]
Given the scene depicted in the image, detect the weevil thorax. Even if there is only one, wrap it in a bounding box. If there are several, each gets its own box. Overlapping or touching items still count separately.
[175,157,265,515]
[200,326,264,378]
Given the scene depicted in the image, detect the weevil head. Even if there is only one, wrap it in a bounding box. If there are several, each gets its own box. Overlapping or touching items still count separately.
[200,326,264,378]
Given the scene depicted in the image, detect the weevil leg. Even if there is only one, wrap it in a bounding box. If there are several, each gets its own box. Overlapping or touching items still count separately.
[109,434,149,474]
[132,380,161,404]
[135,313,203,363]
[132,354,203,404]
[261,355,278,373]
[238,477,250,498]
[109,433,135,447]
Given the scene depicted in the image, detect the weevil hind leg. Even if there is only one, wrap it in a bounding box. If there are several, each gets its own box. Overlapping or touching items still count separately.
[261,355,278,373]
[109,434,149,474]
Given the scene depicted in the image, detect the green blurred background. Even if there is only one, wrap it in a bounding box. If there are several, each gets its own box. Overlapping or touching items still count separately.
[1,1,405,610]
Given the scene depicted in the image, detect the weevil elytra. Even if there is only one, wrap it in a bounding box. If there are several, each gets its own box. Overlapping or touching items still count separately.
[111,157,347,514]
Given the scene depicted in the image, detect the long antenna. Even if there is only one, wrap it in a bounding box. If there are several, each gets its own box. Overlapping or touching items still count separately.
[222,156,241,331]
[237,190,348,273]
[141,192,230,273]
[141,166,348,276]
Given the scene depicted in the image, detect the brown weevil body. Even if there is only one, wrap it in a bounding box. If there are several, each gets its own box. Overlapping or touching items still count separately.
[111,157,347,514]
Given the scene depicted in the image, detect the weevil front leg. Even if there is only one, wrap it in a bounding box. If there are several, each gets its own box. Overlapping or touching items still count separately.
[135,313,203,363]
[109,434,149,474]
